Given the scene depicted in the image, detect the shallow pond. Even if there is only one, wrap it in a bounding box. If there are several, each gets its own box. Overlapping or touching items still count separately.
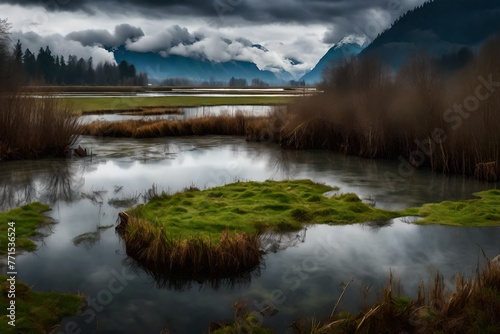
[0,136,499,333]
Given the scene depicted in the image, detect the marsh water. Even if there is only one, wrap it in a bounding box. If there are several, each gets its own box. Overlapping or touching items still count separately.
[79,105,274,123]
[1,135,499,333]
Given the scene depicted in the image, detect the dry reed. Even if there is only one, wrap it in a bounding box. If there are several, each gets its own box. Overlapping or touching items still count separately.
[279,36,500,181]
[0,93,82,161]
[293,258,500,333]
[82,113,264,138]
[117,213,262,278]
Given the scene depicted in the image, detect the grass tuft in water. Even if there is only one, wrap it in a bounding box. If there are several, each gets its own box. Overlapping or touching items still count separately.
[402,189,500,226]
[0,203,52,255]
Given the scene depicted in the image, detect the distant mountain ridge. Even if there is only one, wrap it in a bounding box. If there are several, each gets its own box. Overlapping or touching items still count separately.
[360,0,500,66]
[300,36,368,84]
[113,46,289,84]
[301,0,500,85]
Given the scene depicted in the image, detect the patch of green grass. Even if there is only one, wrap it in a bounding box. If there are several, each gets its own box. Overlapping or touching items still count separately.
[0,275,84,334]
[127,180,401,243]
[401,189,500,226]
[66,96,291,113]
[0,203,52,255]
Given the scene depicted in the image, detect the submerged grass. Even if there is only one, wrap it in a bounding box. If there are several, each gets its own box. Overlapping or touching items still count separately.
[0,203,52,255]
[402,189,500,226]
[0,275,84,334]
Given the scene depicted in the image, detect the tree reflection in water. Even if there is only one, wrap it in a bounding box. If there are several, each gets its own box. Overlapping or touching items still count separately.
[41,162,85,204]
[0,160,85,210]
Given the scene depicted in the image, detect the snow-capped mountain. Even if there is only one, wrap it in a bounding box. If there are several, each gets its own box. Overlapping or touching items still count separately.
[300,35,368,84]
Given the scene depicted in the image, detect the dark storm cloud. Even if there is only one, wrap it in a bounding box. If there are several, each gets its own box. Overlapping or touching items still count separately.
[1,0,423,24]
[66,24,144,47]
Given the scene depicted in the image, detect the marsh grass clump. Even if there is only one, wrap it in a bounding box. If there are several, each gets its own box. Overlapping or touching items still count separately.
[117,180,401,278]
[0,202,52,254]
[0,94,81,161]
[120,218,262,278]
[402,189,500,226]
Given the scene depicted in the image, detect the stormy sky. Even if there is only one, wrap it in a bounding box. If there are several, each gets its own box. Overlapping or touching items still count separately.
[0,0,425,77]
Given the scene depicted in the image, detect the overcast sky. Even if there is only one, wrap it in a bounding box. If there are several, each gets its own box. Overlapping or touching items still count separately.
[0,0,425,77]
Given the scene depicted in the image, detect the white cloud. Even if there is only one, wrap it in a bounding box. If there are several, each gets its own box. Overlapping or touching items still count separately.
[11,31,116,66]
[0,0,426,78]
[126,25,199,53]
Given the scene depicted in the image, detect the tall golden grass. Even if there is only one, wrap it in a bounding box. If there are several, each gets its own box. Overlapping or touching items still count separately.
[0,93,82,160]
[117,213,262,278]
[279,36,500,181]
[82,113,265,138]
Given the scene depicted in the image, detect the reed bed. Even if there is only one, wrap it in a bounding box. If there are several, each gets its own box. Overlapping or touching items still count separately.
[117,213,262,278]
[279,36,500,181]
[213,257,500,333]
[293,257,500,334]
[0,93,81,161]
[82,113,265,138]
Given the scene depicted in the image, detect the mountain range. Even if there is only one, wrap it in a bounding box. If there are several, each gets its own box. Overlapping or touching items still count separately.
[113,46,292,85]
[114,0,500,85]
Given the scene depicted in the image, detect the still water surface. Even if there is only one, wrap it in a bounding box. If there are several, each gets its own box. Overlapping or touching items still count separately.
[79,105,274,123]
[0,136,499,333]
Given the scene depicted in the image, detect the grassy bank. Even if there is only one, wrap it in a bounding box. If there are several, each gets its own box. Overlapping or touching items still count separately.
[0,275,84,334]
[0,203,52,255]
[66,96,291,113]
[118,180,402,278]
[0,94,81,161]
[213,258,500,334]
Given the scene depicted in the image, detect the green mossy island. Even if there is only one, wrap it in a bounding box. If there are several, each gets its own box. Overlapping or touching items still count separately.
[0,275,85,334]
[0,203,52,255]
[119,180,500,279]
[118,180,402,278]
[402,189,500,226]
[126,180,400,239]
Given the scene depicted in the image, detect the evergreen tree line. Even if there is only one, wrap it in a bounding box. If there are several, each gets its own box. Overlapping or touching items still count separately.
[12,40,148,86]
